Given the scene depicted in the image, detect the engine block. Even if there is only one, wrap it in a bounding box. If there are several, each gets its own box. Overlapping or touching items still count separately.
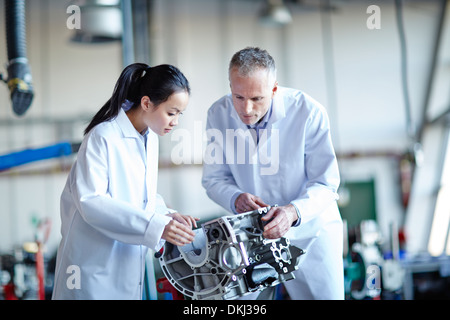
[157,207,305,300]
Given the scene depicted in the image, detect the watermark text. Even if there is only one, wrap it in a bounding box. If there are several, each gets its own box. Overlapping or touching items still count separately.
[367,5,381,30]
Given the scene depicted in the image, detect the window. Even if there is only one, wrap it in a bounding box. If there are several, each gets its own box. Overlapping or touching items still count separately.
[428,131,450,256]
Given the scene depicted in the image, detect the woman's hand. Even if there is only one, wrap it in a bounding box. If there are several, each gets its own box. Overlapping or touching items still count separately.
[162,213,199,246]
[168,212,199,229]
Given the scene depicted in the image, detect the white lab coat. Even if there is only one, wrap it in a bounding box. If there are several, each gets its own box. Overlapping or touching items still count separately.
[202,87,344,299]
[52,108,172,300]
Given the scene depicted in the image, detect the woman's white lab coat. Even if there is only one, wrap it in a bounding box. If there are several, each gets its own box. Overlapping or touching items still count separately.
[52,108,172,300]
[202,87,344,299]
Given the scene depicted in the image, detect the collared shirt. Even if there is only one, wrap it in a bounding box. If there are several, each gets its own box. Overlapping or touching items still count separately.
[121,100,149,152]
[234,101,301,225]
[247,102,273,144]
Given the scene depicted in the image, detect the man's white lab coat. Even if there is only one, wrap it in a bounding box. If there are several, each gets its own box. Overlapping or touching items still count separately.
[52,108,172,300]
[202,87,344,299]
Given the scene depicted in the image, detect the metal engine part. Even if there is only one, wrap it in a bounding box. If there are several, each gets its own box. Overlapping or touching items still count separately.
[157,206,305,300]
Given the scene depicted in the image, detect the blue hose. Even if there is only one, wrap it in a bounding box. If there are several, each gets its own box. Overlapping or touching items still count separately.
[0,142,75,171]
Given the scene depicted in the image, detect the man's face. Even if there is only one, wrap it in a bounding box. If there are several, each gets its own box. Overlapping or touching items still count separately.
[229,68,277,126]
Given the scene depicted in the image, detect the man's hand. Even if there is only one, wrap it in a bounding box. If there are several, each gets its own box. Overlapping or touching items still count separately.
[261,204,298,239]
[235,193,269,213]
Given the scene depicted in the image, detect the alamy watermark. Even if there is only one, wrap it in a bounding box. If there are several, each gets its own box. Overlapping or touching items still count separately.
[66,4,381,31]
[66,265,81,290]
[366,5,381,30]
[63,4,380,177]
[171,121,280,176]
[66,5,81,30]
[366,264,381,291]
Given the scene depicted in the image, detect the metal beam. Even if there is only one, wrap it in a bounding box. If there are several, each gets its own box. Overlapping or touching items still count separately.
[120,0,152,67]
[120,0,135,66]
[417,0,448,141]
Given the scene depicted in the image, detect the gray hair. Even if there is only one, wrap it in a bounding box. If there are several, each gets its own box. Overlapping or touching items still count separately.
[228,47,277,81]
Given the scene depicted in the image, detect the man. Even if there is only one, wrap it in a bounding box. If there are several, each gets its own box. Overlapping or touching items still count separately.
[202,47,344,299]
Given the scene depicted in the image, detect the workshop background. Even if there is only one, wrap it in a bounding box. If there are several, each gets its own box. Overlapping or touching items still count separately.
[0,0,449,300]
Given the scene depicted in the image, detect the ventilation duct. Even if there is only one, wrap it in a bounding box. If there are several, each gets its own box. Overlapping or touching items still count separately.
[3,0,34,116]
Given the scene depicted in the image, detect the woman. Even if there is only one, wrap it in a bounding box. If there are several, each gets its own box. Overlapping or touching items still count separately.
[52,63,198,300]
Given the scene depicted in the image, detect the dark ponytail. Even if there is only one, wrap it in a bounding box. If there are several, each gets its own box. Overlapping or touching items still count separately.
[84,63,190,135]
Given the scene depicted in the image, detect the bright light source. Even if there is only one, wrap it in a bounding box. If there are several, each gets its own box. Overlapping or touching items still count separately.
[428,186,450,256]
[69,0,122,43]
[428,135,450,256]
[259,0,292,27]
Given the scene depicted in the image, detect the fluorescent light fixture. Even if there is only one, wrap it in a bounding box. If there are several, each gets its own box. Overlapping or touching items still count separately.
[259,0,292,26]
[69,0,122,43]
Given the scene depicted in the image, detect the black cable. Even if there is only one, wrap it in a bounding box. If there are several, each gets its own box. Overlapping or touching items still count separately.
[4,0,34,116]
[5,0,27,60]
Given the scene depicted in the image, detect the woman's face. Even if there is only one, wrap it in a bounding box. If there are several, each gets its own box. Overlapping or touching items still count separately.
[145,90,189,136]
